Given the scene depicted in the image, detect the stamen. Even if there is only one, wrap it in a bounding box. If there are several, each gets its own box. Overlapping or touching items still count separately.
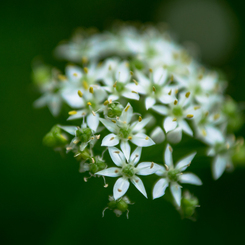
[174,100,178,105]
[194,106,200,110]
[145,136,149,140]
[185,92,191,98]
[164,164,169,171]
[135,179,139,183]
[68,110,77,115]
[118,189,122,192]
[73,139,79,144]
[152,86,156,92]
[186,114,194,118]
[198,74,203,80]
[87,102,92,106]
[125,105,130,112]
[92,158,95,163]
[82,56,88,64]
[92,111,96,116]
[226,143,230,149]
[104,100,109,105]
[108,65,112,70]
[84,177,88,182]
[138,116,142,122]
[168,145,173,152]
[114,151,120,154]
[130,71,134,76]
[111,120,116,123]
[78,90,83,97]
[133,79,138,85]
[82,80,89,90]
[131,91,138,94]
[104,184,108,188]
[83,67,89,74]
[66,147,72,151]
[150,162,154,169]
[175,89,178,94]
[168,90,172,95]
[110,137,115,141]
[96,135,100,139]
[205,112,209,117]
[170,75,174,82]
[202,129,207,136]
[213,114,220,120]
[109,99,112,104]
[149,68,153,73]
[89,87,94,94]
[58,74,67,81]
[128,136,132,140]
[173,118,177,121]
[73,73,78,77]
[115,169,119,173]
[113,81,117,88]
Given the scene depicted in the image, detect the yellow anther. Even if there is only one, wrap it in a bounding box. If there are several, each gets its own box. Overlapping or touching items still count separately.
[130,71,134,76]
[168,145,173,152]
[128,136,132,140]
[198,74,203,80]
[104,184,109,188]
[89,87,94,94]
[111,120,116,123]
[115,169,119,173]
[83,67,89,74]
[150,162,154,169]
[194,106,200,110]
[104,100,109,105]
[174,100,178,105]
[113,81,117,88]
[92,111,96,116]
[73,139,80,144]
[125,105,130,112]
[81,56,88,64]
[82,80,89,90]
[118,189,122,192]
[78,90,83,97]
[68,110,77,115]
[110,137,115,141]
[153,86,156,92]
[109,99,112,104]
[170,75,174,82]
[114,151,120,154]
[123,121,127,124]
[173,118,177,121]
[133,79,138,85]
[175,89,179,94]
[58,74,67,81]
[135,154,139,157]
[145,136,149,140]
[91,137,94,140]
[202,129,207,136]
[96,135,100,139]
[226,143,230,149]
[185,92,191,98]
[125,62,129,67]
[92,158,95,163]
[108,65,112,70]
[168,90,172,95]
[164,164,169,171]
[87,102,92,106]
[149,68,153,73]
[138,116,142,122]
[135,179,139,183]
[131,91,138,94]
[187,114,194,118]
[73,73,78,77]
[66,147,72,151]
[163,64,168,69]
[213,114,220,120]
[82,112,86,116]
[205,112,209,117]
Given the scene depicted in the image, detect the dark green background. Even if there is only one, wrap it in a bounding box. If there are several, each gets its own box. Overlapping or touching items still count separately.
[1,0,245,244]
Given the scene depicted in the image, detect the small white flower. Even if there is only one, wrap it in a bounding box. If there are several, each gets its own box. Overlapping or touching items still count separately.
[99,103,155,160]
[96,146,159,200]
[153,144,201,206]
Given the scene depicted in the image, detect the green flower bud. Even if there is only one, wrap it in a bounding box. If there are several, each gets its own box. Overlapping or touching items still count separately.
[43,125,68,148]
[181,191,199,219]
[75,148,91,161]
[32,65,51,86]
[232,145,245,167]
[75,128,92,143]
[130,59,144,70]
[89,156,106,174]
[107,103,123,118]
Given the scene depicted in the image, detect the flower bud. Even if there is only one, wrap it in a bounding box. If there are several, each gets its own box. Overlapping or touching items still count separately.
[32,64,51,86]
[180,191,199,219]
[75,128,92,143]
[89,156,106,174]
[43,125,68,148]
[107,103,123,118]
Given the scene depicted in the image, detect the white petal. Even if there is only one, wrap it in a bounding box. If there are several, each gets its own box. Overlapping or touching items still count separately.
[158,94,176,104]
[80,142,88,151]
[136,162,159,175]
[62,89,84,108]
[58,125,77,135]
[119,103,133,123]
[152,105,169,115]
[33,94,48,108]
[87,113,99,132]
[122,91,140,100]
[125,83,147,94]
[135,70,150,88]
[67,109,86,120]
[179,173,202,185]
[204,127,225,145]
[150,126,165,144]
[131,117,152,133]
[176,152,197,171]
[101,134,119,147]
[212,155,227,180]
[179,120,193,136]
[131,177,147,198]
[113,177,130,200]
[145,97,156,110]
[167,127,182,144]
[48,95,62,117]
[153,178,169,199]
[131,133,155,147]
[164,144,173,168]
[99,118,117,133]
[120,140,131,161]
[108,147,125,166]
[170,182,182,207]
[129,147,142,165]
[108,94,119,101]
[116,62,130,83]
[163,116,177,133]
[96,167,121,177]
[154,67,167,85]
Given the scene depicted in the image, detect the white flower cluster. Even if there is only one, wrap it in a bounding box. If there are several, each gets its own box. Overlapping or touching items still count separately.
[33,24,244,218]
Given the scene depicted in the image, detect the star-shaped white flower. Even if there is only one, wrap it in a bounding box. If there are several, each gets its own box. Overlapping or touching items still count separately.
[96,146,158,200]
[153,144,202,206]
[99,103,155,160]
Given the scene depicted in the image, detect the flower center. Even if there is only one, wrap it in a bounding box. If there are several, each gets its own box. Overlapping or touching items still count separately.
[122,165,135,178]
[167,169,180,182]
[76,128,92,142]
[118,127,131,139]
[115,82,125,93]
[107,103,122,118]
[172,105,183,117]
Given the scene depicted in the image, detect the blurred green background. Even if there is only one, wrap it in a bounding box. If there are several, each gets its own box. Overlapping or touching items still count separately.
[1,0,245,244]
